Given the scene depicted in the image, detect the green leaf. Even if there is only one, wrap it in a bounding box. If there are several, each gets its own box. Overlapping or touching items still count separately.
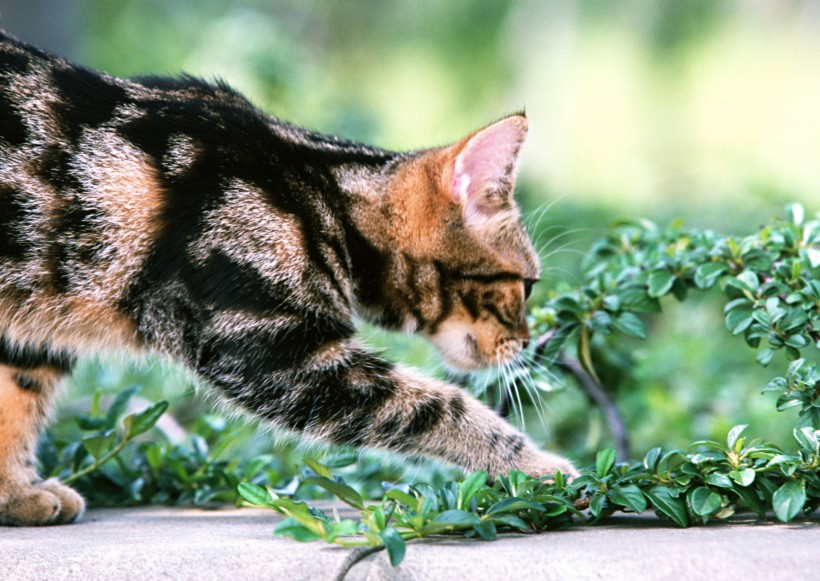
[458,470,488,510]
[704,473,733,489]
[578,325,601,383]
[596,448,616,478]
[325,519,359,542]
[643,447,662,471]
[805,247,820,268]
[644,486,689,527]
[237,482,274,507]
[320,452,359,469]
[786,202,805,225]
[726,424,748,450]
[589,493,606,517]
[613,312,648,339]
[648,270,675,297]
[122,401,169,438]
[486,497,545,515]
[302,477,364,510]
[736,270,760,292]
[687,487,722,517]
[81,430,117,461]
[694,262,729,289]
[725,309,754,335]
[756,348,775,367]
[303,459,333,479]
[733,486,765,517]
[772,479,806,523]
[616,287,661,313]
[489,513,530,532]
[793,427,819,454]
[380,528,406,567]
[384,488,418,508]
[105,385,141,428]
[432,509,481,527]
[729,468,755,487]
[608,484,647,514]
[274,517,322,542]
[472,520,497,541]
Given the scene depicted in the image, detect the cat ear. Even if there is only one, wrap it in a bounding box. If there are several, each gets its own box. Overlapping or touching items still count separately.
[450,115,527,224]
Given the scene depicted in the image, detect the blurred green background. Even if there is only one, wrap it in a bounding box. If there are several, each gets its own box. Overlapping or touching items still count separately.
[2,0,817,474]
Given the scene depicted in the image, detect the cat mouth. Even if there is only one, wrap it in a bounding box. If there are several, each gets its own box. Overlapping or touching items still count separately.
[431,331,525,372]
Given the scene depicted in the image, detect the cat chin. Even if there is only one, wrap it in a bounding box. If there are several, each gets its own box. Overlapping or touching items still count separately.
[425,325,519,373]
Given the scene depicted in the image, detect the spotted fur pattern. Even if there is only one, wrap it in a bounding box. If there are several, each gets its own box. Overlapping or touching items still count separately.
[0,31,576,525]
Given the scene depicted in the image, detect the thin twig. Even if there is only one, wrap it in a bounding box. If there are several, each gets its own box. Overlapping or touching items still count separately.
[559,355,631,461]
[534,330,631,461]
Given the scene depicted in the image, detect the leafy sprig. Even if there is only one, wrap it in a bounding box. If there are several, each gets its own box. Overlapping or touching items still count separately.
[238,421,819,566]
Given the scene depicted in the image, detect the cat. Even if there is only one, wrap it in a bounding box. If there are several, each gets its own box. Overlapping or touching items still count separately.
[0,30,576,526]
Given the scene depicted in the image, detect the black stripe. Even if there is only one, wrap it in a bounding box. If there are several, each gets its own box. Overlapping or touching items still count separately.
[0,94,28,146]
[13,373,43,393]
[449,395,466,423]
[376,395,447,448]
[197,317,355,383]
[455,272,521,284]
[45,196,102,294]
[202,342,396,448]
[188,250,292,315]
[51,66,128,144]
[0,184,30,261]
[428,260,455,333]
[403,397,446,437]
[36,145,83,193]
[0,45,31,147]
[503,434,525,461]
[0,338,76,373]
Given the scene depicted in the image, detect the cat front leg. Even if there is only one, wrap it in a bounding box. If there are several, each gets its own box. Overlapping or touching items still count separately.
[0,362,84,526]
[198,336,576,479]
[363,366,579,479]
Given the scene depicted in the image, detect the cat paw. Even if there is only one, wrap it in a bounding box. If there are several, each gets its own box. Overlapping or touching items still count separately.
[36,479,86,524]
[0,479,85,526]
[515,448,579,481]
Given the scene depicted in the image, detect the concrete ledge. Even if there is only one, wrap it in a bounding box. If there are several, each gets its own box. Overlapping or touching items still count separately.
[1,505,817,580]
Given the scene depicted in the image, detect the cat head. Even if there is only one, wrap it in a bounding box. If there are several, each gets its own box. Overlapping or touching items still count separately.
[362,114,539,371]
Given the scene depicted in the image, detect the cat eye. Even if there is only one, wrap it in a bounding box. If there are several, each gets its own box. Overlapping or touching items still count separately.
[523,279,537,300]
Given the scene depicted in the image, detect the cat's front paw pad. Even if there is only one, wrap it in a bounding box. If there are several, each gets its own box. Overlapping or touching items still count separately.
[0,480,85,526]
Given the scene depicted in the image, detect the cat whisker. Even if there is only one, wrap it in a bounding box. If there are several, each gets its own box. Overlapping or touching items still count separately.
[498,358,527,430]
[531,222,587,252]
[509,357,550,432]
[534,228,591,261]
[523,195,567,231]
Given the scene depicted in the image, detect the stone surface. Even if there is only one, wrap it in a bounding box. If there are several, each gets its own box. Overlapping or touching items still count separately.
[1,506,818,580]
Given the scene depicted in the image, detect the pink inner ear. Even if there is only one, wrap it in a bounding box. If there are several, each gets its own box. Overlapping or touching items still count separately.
[451,116,527,208]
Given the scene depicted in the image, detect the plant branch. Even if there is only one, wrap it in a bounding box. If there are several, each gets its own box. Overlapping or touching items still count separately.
[534,329,631,461]
[559,354,631,461]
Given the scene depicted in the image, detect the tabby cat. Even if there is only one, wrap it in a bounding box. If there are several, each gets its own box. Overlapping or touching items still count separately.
[0,31,576,526]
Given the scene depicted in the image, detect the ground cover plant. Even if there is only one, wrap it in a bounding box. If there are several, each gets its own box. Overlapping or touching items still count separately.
[46,204,818,568]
